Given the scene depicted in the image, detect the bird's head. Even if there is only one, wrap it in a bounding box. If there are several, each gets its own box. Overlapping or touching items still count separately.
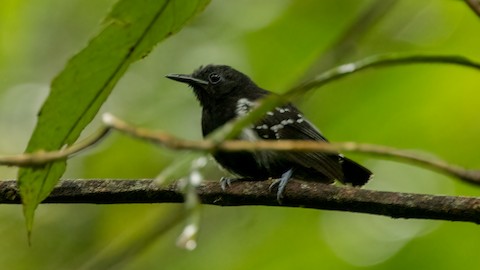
[166,65,266,107]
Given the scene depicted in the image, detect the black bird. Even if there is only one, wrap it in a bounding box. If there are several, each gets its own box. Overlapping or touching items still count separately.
[166,65,372,201]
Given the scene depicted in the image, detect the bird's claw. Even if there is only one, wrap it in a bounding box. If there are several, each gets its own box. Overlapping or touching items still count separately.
[269,169,293,204]
[220,177,235,191]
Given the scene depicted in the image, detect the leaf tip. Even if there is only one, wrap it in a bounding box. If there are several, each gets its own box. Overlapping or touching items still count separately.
[22,201,37,246]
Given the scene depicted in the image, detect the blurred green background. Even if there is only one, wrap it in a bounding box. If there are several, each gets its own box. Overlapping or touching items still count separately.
[1,0,480,269]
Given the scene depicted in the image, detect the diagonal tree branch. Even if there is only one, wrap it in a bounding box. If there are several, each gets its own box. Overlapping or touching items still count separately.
[0,179,479,223]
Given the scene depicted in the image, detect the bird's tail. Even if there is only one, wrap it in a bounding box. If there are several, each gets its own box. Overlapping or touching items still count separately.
[341,157,373,186]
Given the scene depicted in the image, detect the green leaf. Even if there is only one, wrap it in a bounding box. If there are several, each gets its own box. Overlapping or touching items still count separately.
[17,0,210,238]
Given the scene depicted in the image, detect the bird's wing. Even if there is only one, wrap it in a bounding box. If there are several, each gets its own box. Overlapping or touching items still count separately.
[252,104,343,180]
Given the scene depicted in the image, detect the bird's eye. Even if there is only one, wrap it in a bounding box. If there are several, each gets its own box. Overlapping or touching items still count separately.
[208,73,222,84]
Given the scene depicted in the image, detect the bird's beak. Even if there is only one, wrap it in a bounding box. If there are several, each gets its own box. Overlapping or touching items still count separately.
[165,74,208,86]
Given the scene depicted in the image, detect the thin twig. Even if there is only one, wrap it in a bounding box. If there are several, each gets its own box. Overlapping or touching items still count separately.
[290,54,480,97]
[205,54,480,145]
[103,114,480,185]
[0,179,479,223]
[0,127,110,167]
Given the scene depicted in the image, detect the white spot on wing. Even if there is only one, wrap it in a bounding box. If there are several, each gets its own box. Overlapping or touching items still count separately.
[255,124,268,130]
[281,119,295,125]
[270,124,284,132]
[296,113,305,123]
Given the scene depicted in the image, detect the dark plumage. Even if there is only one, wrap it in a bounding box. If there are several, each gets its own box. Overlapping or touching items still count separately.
[166,65,372,201]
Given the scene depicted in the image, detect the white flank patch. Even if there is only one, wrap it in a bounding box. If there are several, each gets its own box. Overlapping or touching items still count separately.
[239,128,259,141]
[236,98,254,116]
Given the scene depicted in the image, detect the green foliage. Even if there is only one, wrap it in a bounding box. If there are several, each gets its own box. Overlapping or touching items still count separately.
[17,0,210,237]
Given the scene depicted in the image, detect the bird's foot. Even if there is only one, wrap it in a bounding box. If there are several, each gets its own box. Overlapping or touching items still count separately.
[269,169,293,204]
[220,177,237,191]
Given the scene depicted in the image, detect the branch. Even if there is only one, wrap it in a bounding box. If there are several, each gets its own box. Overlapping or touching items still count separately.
[0,179,479,223]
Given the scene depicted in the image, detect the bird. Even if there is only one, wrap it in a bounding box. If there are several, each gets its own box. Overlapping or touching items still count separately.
[166,65,372,202]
